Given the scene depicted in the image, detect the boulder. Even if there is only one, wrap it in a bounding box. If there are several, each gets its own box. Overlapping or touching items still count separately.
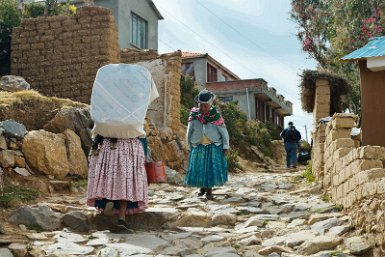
[22,130,70,179]
[43,107,92,154]
[165,167,185,185]
[0,75,30,92]
[63,129,88,178]
[9,205,62,231]
[0,120,27,140]
[63,211,90,232]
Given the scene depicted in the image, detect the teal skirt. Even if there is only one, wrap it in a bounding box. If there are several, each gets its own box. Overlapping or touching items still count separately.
[184,144,228,188]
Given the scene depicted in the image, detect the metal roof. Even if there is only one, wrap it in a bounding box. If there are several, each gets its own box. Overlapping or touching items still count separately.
[341,36,385,62]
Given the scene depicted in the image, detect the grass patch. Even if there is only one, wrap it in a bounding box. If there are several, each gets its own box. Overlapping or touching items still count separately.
[0,185,39,208]
[70,179,88,188]
[301,163,315,183]
[322,194,330,202]
[25,224,43,232]
[334,204,343,212]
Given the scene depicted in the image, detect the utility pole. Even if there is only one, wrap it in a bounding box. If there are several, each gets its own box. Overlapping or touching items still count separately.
[304,125,308,142]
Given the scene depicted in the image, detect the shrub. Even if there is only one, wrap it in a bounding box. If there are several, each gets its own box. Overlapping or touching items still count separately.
[226,148,242,173]
[301,162,315,183]
[0,0,21,75]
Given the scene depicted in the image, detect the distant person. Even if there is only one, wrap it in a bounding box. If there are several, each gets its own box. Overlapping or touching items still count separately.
[280,121,301,169]
[184,89,229,200]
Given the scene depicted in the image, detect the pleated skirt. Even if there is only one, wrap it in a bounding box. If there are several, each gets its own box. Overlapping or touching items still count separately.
[86,138,148,215]
[184,143,228,188]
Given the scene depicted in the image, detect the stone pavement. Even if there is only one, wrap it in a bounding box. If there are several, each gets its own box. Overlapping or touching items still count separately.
[0,167,373,257]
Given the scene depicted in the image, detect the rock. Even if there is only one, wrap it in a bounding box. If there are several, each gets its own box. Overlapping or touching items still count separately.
[8,243,27,257]
[0,120,26,140]
[43,107,92,154]
[9,205,62,231]
[166,166,185,185]
[308,213,343,225]
[14,155,25,168]
[63,129,88,178]
[0,224,3,234]
[258,245,291,255]
[235,217,264,231]
[243,250,264,257]
[239,235,261,246]
[0,135,6,149]
[310,217,339,234]
[0,75,30,92]
[0,150,15,168]
[204,246,237,257]
[26,233,48,240]
[211,212,237,226]
[287,218,306,228]
[298,235,341,255]
[176,208,210,227]
[0,248,13,257]
[13,167,30,177]
[44,239,94,256]
[201,235,225,244]
[173,238,203,250]
[22,130,70,179]
[63,211,90,232]
[345,236,372,255]
[327,225,350,237]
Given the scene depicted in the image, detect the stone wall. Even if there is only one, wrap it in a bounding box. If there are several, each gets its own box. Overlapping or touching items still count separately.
[121,49,182,133]
[311,78,385,256]
[11,7,120,103]
[10,7,182,134]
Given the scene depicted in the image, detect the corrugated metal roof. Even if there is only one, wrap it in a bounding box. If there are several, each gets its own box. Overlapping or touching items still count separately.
[341,36,385,61]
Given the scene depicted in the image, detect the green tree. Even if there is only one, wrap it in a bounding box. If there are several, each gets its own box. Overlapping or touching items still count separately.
[290,0,385,116]
[179,75,199,124]
[0,0,21,75]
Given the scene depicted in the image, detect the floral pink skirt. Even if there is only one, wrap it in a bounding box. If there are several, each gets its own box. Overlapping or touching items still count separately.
[86,138,148,215]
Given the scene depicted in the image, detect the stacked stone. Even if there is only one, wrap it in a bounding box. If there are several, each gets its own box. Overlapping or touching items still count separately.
[313,79,330,128]
[323,114,356,200]
[312,123,326,180]
[11,6,119,104]
[0,131,29,195]
[120,48,159,63]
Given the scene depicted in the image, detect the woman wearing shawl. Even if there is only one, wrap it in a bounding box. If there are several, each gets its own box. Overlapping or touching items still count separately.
[184,89,230,200]
[86,64,158,231]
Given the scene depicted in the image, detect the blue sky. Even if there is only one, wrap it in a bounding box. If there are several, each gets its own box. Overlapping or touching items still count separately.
[152,0,317,141]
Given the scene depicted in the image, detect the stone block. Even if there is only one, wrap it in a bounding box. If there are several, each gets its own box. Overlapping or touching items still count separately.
[315,83,330,95]
[332,174,339,186]
[343,181,350,194]
[333,147,351,162]
[326,129,353,142]
[315,94,330,105]
[356,168,385,185]
[357,146,385,160]
[331,113,356,129]
[331,138,354,153]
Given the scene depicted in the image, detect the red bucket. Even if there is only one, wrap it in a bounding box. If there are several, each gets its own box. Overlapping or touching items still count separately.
[145,161,167,183]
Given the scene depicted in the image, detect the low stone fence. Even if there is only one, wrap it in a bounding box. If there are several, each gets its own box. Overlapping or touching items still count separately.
[313,113,385,255]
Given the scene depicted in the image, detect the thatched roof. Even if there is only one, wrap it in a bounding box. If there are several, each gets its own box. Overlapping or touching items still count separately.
[300,70,350,114]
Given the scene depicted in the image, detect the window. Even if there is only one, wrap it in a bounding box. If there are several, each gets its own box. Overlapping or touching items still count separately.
[132,12,148,48]
[207,63,217,82]
[219,74,227,82]
[219,96,233,103]
[181,62,195,79]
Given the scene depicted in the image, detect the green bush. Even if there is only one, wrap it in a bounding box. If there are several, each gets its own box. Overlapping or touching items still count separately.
[0,0,21,75]
[23,2,45,18]
[301,162,315,183]
[226,148,242,173]
[180,105,189,125]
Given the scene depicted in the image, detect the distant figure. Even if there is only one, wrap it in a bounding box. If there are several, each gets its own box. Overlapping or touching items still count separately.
[184,89,230,200]
[280,121,301,169]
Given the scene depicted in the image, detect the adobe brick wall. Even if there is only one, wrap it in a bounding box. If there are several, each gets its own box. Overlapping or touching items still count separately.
[312,82,385,255]
[11,7,120,104]
[121,49,182,133]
